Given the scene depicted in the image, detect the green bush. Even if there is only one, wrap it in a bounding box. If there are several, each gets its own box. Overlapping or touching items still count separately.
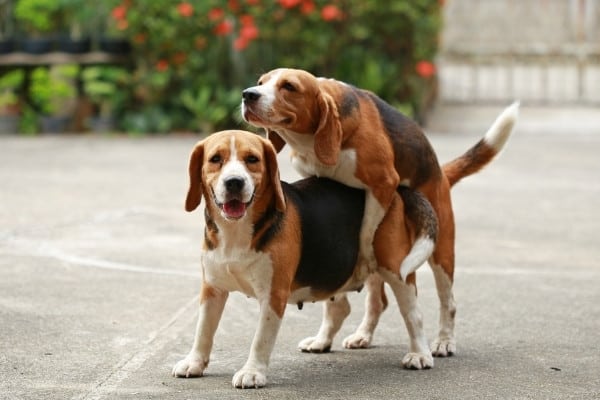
[106,0,441,132]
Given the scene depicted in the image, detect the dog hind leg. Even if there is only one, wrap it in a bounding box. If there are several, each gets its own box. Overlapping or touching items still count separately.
[342,273,387,349]
[298,293,351,353]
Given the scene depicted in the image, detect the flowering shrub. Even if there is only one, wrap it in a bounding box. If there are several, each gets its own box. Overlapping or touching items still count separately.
[106,0,441,132]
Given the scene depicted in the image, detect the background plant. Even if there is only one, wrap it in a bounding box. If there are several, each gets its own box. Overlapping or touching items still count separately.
[105,0,442,132]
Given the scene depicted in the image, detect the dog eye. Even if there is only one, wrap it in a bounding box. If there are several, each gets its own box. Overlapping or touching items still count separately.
[245,155,259,164]
[281,82,296,92]
[209,154,222,163]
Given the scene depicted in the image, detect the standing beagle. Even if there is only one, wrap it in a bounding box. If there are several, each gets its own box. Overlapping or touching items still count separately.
[241,68,518,357]
[172,130,437,388]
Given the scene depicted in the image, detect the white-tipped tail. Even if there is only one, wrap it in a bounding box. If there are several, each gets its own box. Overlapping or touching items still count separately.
[399,236,435,281]
[483,101,520,153]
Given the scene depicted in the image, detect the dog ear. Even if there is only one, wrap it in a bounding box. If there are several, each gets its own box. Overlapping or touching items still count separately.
[262,138,286,212]
[185,141,205,212]
[314,91,343,166]
[266,129,286,153]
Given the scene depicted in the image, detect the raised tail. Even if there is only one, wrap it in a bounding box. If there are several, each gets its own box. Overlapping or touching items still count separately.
[397,186,438,281]
[443,102,519,188]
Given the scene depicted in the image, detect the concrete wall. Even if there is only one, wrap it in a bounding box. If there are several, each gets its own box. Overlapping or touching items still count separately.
[438,0,600,104]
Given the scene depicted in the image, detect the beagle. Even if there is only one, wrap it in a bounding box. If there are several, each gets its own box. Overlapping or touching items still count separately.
[172,130,438,388]
[241,68,519,357]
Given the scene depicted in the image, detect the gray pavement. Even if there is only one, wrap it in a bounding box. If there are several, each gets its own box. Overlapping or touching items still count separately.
[1,105,599,399]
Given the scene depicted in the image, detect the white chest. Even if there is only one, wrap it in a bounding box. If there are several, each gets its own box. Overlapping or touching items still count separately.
[201,249,274,299]
[277,129,365,189]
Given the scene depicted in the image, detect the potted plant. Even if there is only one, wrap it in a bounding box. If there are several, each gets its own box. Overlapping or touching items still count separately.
[0,0,16,54]
[14,0,61,54]
[29,64,79,132]
[57,0,93,54]
[99,1,131,55]
[81,65,129,131]
[0,69,24,133]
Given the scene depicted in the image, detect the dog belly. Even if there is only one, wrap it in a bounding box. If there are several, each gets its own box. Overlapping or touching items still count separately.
[285,177,364,295]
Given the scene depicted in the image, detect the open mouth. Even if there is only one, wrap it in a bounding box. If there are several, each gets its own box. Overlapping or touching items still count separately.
[220,199,250,220]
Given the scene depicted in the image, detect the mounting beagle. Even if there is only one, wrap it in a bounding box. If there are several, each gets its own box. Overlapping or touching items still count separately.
[172,130,438,388]
[241,68,519,357]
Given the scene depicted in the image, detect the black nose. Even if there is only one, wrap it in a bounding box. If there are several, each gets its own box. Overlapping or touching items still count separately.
[224,177,245,193]
[242,89,261,103]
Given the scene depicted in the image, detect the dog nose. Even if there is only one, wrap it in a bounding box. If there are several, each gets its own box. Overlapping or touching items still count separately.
[242,89,261,103]
[224,176,245,193]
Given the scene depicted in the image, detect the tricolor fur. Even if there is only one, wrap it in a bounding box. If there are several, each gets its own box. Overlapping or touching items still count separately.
[173,130,439,388]
[241,68,519,357]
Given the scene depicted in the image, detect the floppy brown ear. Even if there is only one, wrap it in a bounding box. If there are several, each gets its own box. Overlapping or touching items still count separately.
[262,139,286,212]
[185,142,205,212]
[266,129,286,153]
[314,91,343,166]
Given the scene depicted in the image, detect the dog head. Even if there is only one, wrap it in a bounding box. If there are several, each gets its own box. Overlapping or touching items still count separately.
[185,130,286,221]
[241,68,348,166]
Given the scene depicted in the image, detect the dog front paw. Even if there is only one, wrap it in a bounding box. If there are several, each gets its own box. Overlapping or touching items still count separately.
[232,367,267,389]
[431,337,456,357]
[172,354,208,378]
[402,352,434,370]
[342,331,372,349]
[298,336,332,353]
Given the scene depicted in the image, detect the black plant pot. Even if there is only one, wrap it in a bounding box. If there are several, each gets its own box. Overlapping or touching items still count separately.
[58,36,91,54]
[40,115,70,133]
[98,37,131,55]
[0,38,16,54]
[88,115,116,132]
[0,115,20,134]
[20,37,54,54]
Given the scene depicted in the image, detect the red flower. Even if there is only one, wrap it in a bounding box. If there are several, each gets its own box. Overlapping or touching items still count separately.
[228,0,240,11]
[278,0,301,9]
[415,61,436,78]
[239,14,254,26]
[240,24,259,41]
[234,36,249,51]
[156,59,169,72]
[208,7,224,21]
[176,2,194,17]
[301,0,315,14]
[321,4,342,21]
[214,20,233,36]
[111,5,127,20]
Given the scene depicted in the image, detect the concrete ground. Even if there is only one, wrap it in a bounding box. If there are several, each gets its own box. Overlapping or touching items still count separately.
[1,105,599,399]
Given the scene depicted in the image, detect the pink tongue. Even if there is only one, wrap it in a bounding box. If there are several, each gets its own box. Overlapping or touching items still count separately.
[223,200,246,218]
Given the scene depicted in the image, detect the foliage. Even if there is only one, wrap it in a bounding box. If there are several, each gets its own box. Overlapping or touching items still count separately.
[14,0,61,34]
[82,66,130,118]
[103,0,441,132]
[29,65,79,116]
[0,69,24,114]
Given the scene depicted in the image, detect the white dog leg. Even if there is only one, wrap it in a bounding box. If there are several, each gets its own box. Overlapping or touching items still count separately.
[343,274,385,349]
[380,270,433,369]
[172,285,229,378]
[232,300,284,388]
[298,294,351,352]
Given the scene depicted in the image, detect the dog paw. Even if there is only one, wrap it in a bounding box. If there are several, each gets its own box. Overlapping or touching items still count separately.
[431,338,456,357]
[402,352,434,370]
[298,336,332,353]
[342,332,372,349]
[172,354,207,378]
[232,367,267,389]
